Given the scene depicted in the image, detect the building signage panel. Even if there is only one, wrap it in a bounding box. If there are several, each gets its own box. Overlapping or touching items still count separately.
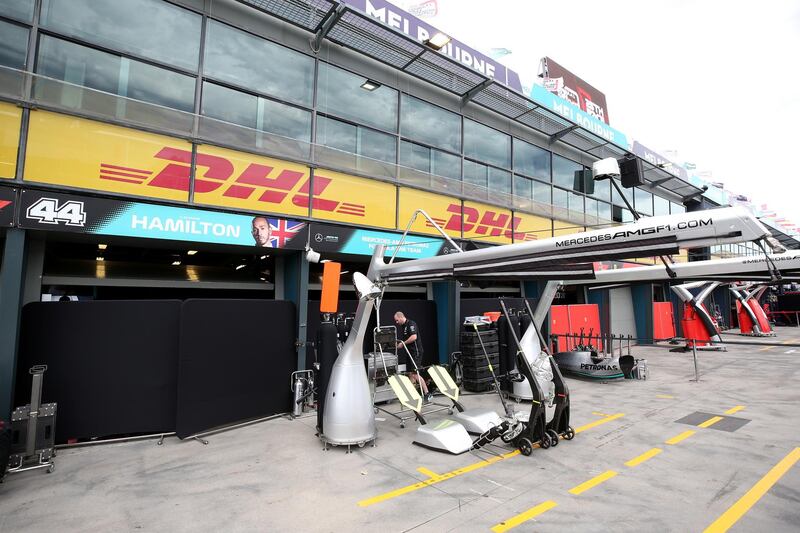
[397,187,461,238]
[18,189,307,249]
[541,57,610,124]
[0,102,21,179]
[530,85,628,149]
[513,211,552,241]
[310,168,397,230]
[461,201,515,244]
[631,141,689,181]
[343,0,523,91]
[24,111,191,202]
[0,186,15,226]
[189,144,311,218]
[309,223,455,259]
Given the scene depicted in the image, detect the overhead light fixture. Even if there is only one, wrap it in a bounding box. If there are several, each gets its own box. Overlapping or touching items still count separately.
[235,264,246,270]
[172,260,181,266]
[187,250,197,255]
[260,255,268,260]
[97,243,107,250]
[95,256,104,262]
[360,79,381,91]
[424,32,451,50]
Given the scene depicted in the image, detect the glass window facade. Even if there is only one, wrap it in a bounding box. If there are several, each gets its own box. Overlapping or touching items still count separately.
[463,119,510,169]
[317,62,397,132]
[0,0,35,22]
[634,188,653,216]
[36,36,195,112]
[40,0,201,71]
[317,116,395,164]
[552,187,568,209]
[592,176,611,202]
[400,94,460,152]
[552,154,582,189]
[399,140,460,180]
[204,20,313,107]
[513,175,532,200]
[653,195,670,216]
[0,19,28,69]
[533,180,551,205]
[513,139,550,180]
[489,167,511,196]
[598,201,612,221]
[463,160,486,188]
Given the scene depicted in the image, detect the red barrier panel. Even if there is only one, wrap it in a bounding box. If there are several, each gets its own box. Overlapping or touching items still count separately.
[653,302,676,340]
[551,305,570,352]
[550,304,603,351]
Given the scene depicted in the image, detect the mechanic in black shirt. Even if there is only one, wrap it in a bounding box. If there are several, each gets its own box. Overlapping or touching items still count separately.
[394,311,432,403]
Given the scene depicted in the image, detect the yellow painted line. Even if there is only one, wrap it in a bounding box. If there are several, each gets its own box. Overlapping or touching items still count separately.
[568,470,618,495]
[591,411,612,417]
[625,447,663,467]
[703,447,800,533]
[724,405,745,415]
[698,416,724,428]
[575,413,625,433]
[358,412,621,508]
[665,430,696,445]
[416,467,440,479]
[656,394,675,399]
[491,500,558,533]
[357,450,519,507]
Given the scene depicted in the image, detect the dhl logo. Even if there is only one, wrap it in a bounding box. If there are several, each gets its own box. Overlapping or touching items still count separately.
[425,204,537,242]
[99,147,366,217]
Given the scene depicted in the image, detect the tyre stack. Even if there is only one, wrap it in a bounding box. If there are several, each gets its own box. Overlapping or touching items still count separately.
[460,326,499,392]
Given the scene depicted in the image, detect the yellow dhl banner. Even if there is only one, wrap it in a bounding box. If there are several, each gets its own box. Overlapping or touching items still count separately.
[397,188,461,238]
[311,168,396,229]
[25,111,190,201]
[0,102,22,179]
[553,220,583,237]
[462,201,514,244]
[513,211,552,241]
[190,144,310,218]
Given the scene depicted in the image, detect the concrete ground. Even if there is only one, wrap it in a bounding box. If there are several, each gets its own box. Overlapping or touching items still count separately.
[1,328,799,532]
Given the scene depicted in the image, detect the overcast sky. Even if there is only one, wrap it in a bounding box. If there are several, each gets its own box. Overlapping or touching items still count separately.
[388,0,800,232]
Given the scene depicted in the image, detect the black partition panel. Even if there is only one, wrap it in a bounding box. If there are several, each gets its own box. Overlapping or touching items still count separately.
[176,299,296,438]
[306,299,439,367]
[16,300,181,443]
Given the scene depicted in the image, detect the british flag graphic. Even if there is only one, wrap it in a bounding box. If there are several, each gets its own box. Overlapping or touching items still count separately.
[269,218,305,248]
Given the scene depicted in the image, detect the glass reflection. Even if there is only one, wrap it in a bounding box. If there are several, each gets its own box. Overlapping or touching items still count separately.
[552,154,582,189]
[205,20,313,107]
[36,36,195,112]
[401,94,460,152]
[317,63,397,132]
[41,0,201,71]
[513,139,550,180]
[0,20,28,69]
[464,119,510,168]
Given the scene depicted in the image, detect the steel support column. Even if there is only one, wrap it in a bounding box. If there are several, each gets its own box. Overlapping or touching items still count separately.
[0,228,27,418]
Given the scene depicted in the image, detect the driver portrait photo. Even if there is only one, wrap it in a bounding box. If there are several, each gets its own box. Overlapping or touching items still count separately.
[251,216,273,247]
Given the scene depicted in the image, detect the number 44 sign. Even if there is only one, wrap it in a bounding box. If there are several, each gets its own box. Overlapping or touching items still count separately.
[26,197,87,227]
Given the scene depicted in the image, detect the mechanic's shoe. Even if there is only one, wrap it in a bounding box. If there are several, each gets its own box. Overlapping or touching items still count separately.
[423,393,434,404]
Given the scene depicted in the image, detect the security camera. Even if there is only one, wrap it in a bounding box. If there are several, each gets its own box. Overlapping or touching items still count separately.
[592,157,620,181]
